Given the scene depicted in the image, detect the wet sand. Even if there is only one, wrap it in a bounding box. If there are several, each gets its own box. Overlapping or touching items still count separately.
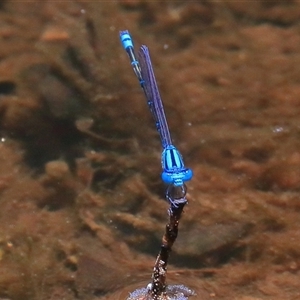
[0,1,299,299]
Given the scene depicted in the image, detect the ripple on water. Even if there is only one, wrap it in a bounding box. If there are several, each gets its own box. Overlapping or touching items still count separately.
[127,284,196,300]
[100,278,211,300]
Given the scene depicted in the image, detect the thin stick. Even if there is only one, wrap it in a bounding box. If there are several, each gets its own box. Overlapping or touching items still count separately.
[150,185,188,299]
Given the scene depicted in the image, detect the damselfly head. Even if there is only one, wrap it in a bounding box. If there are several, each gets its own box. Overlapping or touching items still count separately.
[161,146,193,186]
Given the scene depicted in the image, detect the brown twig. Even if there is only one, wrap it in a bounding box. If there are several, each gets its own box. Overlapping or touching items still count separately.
[150,185,188,300]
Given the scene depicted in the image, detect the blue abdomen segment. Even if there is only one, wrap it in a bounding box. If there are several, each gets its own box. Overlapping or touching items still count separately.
[120,30,133,50]
[161,145,193,186]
